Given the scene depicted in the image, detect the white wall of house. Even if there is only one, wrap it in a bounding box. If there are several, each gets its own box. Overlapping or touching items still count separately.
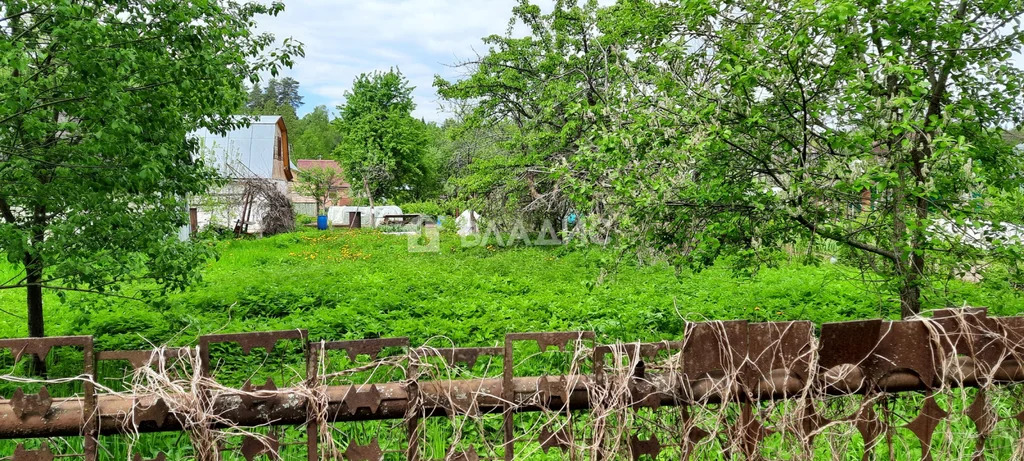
[187,116,292,235]
[191,180,290,234]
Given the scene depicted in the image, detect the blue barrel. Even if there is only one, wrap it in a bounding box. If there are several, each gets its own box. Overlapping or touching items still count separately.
[317,215,328,230]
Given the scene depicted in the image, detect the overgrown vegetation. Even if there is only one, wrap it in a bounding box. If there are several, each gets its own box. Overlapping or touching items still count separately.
[434,0,1024,319]
[0,0,301,344]
[0,229,1019,353]
[0,229,1020,458]
[2,0,1022,456]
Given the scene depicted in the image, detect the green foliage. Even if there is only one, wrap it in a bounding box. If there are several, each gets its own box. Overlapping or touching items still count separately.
[295,166,343,216]
[0,0,302,335]
[246,90,300,141]
[400,201,456,217]
[442,120,547,226]
[416,121,450,199]
[247,77,304,111]
[437,0,1024,317]
[434,1,606,227]
[291,105,341,160]
[1,228,1021,456]
[2,230,1020,351]
[246,78,314,153]
[333,69,431,204]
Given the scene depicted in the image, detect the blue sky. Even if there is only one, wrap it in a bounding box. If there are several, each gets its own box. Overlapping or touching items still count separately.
[254,0,550,123]
[256,1,1024,124]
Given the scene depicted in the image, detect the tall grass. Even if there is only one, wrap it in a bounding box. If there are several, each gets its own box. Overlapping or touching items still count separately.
[0,228,1021,458]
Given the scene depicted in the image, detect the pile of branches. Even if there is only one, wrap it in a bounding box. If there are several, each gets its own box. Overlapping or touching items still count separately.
[242,178,294,236]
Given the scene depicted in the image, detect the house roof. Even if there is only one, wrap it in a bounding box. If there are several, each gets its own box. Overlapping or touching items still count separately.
[295,159,350,188]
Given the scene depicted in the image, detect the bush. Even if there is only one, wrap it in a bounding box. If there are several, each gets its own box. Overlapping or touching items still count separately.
[378,224,408,233]
[199,224,234,240]
[401,201,452,217]
[440,215,459,234]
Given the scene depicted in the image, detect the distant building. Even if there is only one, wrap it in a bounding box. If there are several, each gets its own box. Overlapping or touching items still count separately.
[290,159,352,217]
[188,116,294,235]
[194,115,294,181]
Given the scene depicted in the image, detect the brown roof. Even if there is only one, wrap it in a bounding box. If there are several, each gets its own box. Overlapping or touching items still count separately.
[295,159,350,188]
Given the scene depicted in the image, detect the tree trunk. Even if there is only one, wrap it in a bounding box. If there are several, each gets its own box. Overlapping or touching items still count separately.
[24,207,48,374]
[901,194,928,319]
[897,0,965,318]
[363,178,376,228]
[894,185,928,319]
[901,134,930,319]
[24,249,46,375]
[899,199,928,318]
[899,271,922,319]
[891,174,923,319]
[25,255,44,339]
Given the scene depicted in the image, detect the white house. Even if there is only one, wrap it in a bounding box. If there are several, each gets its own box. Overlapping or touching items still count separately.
[187,116,294,235]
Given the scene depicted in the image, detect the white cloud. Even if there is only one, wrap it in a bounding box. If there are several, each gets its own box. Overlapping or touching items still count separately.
[255,0,540,122]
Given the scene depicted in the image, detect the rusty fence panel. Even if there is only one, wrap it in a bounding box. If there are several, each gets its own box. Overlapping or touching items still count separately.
[0,308,1023,460]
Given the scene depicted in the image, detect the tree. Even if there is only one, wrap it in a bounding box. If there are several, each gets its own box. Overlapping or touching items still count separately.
[425,115,521,222]
[0,0,302,342]
[334,69,428,225]
[276,77,304,110]
[435,0,616,229]
[247,77,303,112]
[295,166,343,216]
[292,105,341,159]
[589,0,1024,317]
[439,0,1024,318]
[262,79,280,111]
[246,84,265,111]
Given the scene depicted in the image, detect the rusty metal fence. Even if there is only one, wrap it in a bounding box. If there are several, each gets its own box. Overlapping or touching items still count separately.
[1,308,1023,460]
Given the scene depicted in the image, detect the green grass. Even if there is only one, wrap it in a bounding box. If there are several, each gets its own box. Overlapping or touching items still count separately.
[1,228,1023,459]
[1,227,1022,350]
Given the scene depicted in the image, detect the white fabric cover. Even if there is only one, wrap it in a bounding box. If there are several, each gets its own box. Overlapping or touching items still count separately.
[327,205,403,227]
[456,210,480,236]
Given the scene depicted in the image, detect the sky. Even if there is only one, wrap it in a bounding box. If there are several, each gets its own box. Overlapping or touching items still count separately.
[254,0,547,123]
[256,1,1024,125]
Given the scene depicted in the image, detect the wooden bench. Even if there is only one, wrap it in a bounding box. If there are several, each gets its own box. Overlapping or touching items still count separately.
[381,214,425,226]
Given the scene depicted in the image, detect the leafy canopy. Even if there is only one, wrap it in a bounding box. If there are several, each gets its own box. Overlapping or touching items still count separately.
[435,0,614,226]
[333,69,430,202]
[292,105,341,160]
[437,0,1024,316]
[0,0,301,334]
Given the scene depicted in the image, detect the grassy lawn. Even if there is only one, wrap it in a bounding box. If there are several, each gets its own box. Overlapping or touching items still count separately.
[1,228,1022,459]
[0,227,1021,350]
